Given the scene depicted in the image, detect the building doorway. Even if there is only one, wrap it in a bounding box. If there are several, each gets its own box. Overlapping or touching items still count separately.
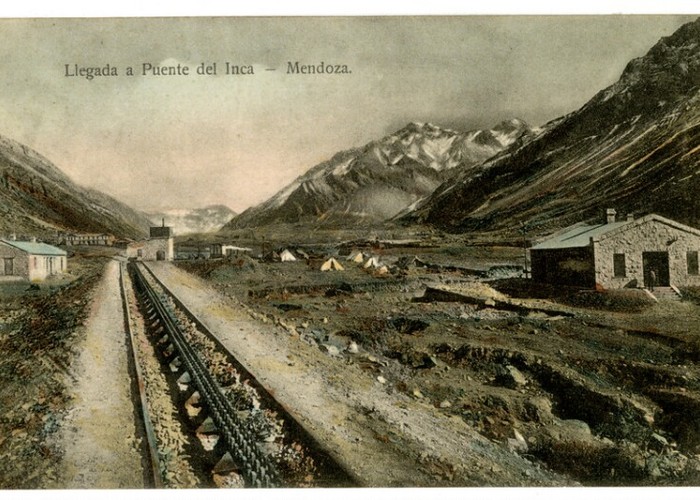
[643,251,670,288]
[4,258,13,275]
[156,250,166,261]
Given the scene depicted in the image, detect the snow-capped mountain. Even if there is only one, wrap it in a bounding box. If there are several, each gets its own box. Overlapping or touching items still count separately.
[225,119,533,229]
[405,17,700,238]
[147,205,236,235]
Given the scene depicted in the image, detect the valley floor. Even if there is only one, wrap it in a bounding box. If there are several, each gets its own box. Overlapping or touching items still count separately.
[2,243,700,488]
[176,246,700,486]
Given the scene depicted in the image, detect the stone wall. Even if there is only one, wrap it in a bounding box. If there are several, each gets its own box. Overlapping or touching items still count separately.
[0,243,29,279]
[594,218,700,289]
[0,243,67,281]
[126,237,174,261]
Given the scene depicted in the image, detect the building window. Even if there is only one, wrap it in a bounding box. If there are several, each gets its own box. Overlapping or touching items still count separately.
[613,253,626,278]
[4,258,14,276]
[688,251,699,275]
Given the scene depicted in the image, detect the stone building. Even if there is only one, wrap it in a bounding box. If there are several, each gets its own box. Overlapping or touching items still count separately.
[61,233,115,246]
[126,222,174,261]
[529,210,700,290]
[0,238,67,281]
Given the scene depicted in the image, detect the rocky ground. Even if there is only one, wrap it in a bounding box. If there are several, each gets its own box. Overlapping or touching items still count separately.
[176,244,700,486]
[0,253,107,488]
[151,260,570,486]
[2,241,700,489]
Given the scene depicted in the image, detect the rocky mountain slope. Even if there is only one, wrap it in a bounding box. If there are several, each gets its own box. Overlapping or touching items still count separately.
[146,205,237,235]
[405,17,700,239]
[0,133,150,240]
[225,119,533,230]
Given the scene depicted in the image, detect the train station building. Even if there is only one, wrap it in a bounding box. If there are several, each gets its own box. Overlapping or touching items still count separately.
[0,238,67,281]
[529,210,700,290]
[126,221,174,261]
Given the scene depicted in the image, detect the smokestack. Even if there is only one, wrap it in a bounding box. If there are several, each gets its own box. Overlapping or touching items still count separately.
[606,208,617,224]
[162,217,165,227]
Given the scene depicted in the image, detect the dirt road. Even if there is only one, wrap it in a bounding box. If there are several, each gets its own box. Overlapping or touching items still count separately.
[52,260,144,488]
[148,261,568,486]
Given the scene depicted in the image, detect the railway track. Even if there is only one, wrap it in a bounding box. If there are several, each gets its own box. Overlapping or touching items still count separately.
[123,261,356,488]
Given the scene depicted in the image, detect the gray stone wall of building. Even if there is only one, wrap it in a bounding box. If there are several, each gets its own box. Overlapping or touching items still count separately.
[0,243,67,281]
[126,238,174,261]
[594,219,700,289]
[0,243,29,279]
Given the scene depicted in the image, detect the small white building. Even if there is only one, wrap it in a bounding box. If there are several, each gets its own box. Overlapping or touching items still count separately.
[210,243,253,258]
[0,239,67,281]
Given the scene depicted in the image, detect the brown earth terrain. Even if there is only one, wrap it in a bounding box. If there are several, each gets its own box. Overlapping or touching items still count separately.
[1,242,700,488]
[175,244,700,486]
[0,252,108,488]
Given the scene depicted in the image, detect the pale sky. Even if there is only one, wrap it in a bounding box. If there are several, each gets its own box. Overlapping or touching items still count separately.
[0,15,695,212]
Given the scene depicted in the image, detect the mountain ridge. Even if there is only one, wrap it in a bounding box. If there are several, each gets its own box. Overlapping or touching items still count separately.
[146,205,237,235]
[224,118,534,230]
[0,133,151,240]
[402,17,700,239]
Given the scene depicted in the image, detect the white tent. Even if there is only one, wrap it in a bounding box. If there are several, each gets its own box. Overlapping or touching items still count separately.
[376,265,390,275]
[346,251,365,263]
[320,257,345,271]
[279,249,297,262]
[364,256,381,269]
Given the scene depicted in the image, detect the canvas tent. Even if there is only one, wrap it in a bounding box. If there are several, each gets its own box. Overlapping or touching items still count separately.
[396,255,428,270]
[280,249,297,262]
[347,251,365,263]
[320,257,344,271]
[364,256,381,269]
[376,265,390,275]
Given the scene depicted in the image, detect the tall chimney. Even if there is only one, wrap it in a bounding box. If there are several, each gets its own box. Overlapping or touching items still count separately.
[606,208,617,224]
[162,217,165,227]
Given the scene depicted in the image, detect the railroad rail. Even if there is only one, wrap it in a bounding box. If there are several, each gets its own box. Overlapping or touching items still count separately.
[130,261,279,487]
[119,262,163,488]
[128,261,357,488]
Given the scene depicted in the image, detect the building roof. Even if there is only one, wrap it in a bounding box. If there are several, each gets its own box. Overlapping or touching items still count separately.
[1,239,67,256]
[530,221,631,250]
[531,213,700,250]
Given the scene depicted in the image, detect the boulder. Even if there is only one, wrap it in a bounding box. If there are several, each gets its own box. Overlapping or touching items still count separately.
[649,432,669,453]
[320,344,341,357]
[507,428,529,453]
[523,396,554,424]
[495,364,527,388]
